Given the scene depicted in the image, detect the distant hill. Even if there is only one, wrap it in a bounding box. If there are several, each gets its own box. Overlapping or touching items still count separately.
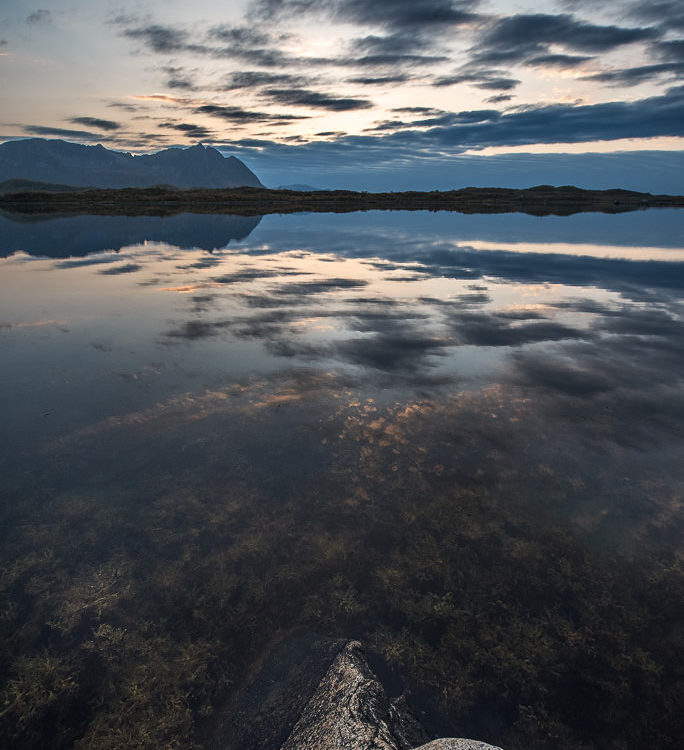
[277,184,323,191]
[0,139,262,189]
[0,178,86,194]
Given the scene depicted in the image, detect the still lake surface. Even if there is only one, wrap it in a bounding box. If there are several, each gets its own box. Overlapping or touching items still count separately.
[1,209,682,750]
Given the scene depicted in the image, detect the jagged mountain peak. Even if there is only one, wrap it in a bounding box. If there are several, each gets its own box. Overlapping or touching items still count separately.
[0,138,262,189]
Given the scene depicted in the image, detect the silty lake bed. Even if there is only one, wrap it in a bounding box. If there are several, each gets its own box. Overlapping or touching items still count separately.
[0,209,682,750]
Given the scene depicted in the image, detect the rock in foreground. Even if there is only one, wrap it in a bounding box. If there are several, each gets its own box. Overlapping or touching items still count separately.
[281,640,427,750]
[416,741,503,750]
[206,636,502,750]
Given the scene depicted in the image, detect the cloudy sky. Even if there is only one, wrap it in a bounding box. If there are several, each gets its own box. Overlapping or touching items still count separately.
[1,0,683,188]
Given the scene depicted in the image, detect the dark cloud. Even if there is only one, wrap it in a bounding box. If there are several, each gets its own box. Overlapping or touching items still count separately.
[55,256,122,269]
[209,26,311,67]
[509,302,684,423]
[173,281,635,384]
[118,19,327,71]
[448,310,587,347]
[269,278,369,296]
[495,309,546,321]
[547,299,619,316]
[352,53,448,67]
[526,53,594,67]
[433,69,521,91]
[581,62,684,87]
[220,71,311,90]
[335,0,480,29]
[424,247,684,299]
[335,329,447,372]
[666,83,684,96]
[98,264,142,275]
[454,291,490,306]
[122,24,191,53]
[628,1,684,32]
[365,119,414,132]
[0,39,7,46]
[117,10,445,75]
[177,258,222,270]
[107,102,142,113]
[208,25,274,46]
[118,19,298,67]
[422,88,684,150]
[655,39,684,62]
[70,117,121,131]
[261,88,373,111]
[212,268,301,284]
[253,0,481,30]
[351,32,426,56]
[231,309,305,339]
[512,352,615,397]
[345,32,450,68]
[26,9,51,25]
[247,309,448,373]
[392,107,444,115]
[189,294,217,312]
[110,3,682,161]
[193,104,308,124]
[370,106,502,132]
[264,339,328,359]
[165,320,232,340]
[485,94,513,104]
[167,78,195,90]
[22,125,102,141]
[159,122,214,139]
[348,74,412,85]
[592,307,682,337]
[471,78,520,91]
[161,67,196,90]
[473,14,660,65]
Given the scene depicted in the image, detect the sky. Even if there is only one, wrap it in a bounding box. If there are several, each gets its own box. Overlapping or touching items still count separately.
[1,0,683,189]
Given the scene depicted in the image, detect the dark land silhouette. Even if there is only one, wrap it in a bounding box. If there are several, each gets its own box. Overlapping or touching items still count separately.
[1,184,683,218]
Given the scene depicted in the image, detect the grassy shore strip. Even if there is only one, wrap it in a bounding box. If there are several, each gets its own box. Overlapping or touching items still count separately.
[1,184,683,217]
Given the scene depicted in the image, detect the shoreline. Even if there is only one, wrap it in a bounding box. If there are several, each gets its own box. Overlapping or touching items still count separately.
[1,184,683,217]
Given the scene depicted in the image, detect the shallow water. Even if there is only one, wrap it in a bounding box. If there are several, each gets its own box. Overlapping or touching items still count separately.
[1,209,682,750]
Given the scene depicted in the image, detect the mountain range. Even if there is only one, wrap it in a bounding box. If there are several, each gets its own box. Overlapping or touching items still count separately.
[0,139,262,189]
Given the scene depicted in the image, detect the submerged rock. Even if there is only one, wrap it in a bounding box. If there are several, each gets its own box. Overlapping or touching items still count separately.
[205,635,501,750]
[281,640,427,750]
[205,634,349,750]
[414,741,503,750]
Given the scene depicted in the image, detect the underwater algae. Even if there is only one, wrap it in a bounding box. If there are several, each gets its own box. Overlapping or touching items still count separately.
[1,208,683,749]
[1,373,682,750]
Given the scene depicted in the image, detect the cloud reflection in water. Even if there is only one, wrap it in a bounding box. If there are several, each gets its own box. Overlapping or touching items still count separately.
[0,209,682,750]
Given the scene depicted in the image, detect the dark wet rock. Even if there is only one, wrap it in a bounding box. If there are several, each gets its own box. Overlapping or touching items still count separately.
[205,636,500,750]
[205,634,348,750]
[281,640,428,750]
[414,741,503,750]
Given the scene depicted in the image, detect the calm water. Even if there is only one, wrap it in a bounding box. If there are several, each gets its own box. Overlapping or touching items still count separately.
[1,209,683,750]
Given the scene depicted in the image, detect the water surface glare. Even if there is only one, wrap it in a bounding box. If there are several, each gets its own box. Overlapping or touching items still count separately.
[1,210,682,750]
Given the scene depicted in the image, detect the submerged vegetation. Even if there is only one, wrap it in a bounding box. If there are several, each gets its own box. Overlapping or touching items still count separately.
[1,377,681,750]
[1,184,683,218]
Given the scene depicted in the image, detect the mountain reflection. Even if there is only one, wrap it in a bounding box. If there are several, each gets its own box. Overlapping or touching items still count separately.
[0,210,682,750]
[0,211,262,256]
